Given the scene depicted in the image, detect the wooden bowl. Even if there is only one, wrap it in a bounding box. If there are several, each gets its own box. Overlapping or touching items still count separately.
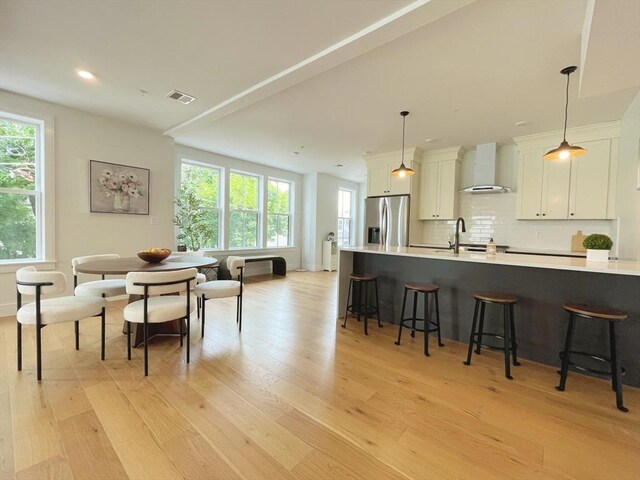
[137,249,171,263]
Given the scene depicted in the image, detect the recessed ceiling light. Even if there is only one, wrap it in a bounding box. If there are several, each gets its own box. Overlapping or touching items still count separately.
[334,164,345,168]
[291,151,300,156]
[76,69,96,80]
[515,120,529,127]
[363,150,372,156]
[424,138,437,143]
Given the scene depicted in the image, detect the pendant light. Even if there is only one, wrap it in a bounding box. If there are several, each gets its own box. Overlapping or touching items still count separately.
[543,66,587,161]
[391,111,415,177]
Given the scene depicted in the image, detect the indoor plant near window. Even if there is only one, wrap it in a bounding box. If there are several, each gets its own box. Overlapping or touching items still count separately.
[583,233,613,262]
[173,187,209,252]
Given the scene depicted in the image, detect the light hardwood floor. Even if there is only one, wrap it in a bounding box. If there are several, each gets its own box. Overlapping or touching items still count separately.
[1,271,638,480]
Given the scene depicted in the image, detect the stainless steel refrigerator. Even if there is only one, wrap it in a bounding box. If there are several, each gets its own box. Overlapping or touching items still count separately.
[364,194,410,247]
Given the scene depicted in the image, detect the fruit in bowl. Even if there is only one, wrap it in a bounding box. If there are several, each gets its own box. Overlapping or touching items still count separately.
[137,247,171,263]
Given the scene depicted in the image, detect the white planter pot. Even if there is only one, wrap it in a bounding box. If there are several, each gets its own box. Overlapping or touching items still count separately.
[586,249,609,262]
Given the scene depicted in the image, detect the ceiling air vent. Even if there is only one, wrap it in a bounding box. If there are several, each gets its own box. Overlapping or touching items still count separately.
[166,89,196,104]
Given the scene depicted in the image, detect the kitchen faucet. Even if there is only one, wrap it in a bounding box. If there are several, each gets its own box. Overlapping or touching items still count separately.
[453,217,466,254]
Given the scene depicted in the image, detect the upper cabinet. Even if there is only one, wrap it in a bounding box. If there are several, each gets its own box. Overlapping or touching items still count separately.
[417,147,463,220]
[365,148,421,197]
[515,123,619,220]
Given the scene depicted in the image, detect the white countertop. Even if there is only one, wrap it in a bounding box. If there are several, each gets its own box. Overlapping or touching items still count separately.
[340,245,640,276]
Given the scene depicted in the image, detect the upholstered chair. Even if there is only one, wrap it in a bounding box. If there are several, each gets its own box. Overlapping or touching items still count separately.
[16,266,106,381]
[71,254,127,297]
[195,256,245,337]
[123,268,197,376]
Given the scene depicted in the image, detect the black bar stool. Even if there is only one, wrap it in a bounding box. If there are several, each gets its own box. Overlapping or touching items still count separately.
[342,274,381,335]
[463,291,520,379]
[556,303,628,412]
[394,283,442,356]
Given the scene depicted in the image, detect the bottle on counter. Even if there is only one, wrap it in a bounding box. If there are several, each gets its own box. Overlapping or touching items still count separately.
[487,238,497,257]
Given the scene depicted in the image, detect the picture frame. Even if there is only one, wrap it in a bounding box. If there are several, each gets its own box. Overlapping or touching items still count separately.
[90,160,150,215]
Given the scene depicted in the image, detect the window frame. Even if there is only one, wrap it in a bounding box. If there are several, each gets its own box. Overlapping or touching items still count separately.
[178,159,224,250]
[228,170,262,250]
[337,188,355,247]
[266,177,293,248]
[0,108,54,269]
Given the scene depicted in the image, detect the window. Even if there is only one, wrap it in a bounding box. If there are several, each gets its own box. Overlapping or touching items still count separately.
[229,172,260,248]
[267,179,291,247]
[337,188,354,246]
[0,113,44,262]
[179,161,221,249]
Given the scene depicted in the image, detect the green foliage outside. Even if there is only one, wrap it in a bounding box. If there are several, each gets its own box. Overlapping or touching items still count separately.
[583,233,613,250]
[267,179,290,247]
[174,164,220,251]
[0,119,37,260]
[229,172,259,248]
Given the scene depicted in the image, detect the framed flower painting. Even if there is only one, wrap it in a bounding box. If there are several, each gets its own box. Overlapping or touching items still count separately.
[90,160,150,215]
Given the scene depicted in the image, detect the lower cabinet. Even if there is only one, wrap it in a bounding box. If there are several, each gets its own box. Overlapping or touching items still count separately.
[323,241,338,271]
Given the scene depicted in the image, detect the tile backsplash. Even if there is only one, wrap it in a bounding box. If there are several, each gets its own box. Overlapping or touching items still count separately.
[420,193,617,253]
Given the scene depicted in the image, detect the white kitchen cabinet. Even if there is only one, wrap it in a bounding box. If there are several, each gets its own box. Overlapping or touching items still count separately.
[322,240,338,271]
[515,123,619,220]
[365,148,421,196]
[417,147,462,220]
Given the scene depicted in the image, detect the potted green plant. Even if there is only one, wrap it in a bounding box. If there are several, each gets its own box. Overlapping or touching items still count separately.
[173,187,210,252]
[583,233,613,262]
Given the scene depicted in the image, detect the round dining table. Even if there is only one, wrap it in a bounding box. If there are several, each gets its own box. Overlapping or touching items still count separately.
[75,255,217,347]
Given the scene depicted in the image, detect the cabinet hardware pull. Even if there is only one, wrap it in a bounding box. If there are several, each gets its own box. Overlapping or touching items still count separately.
[536,213,540,216]
[542,213,546,216]
[570,213,574,216]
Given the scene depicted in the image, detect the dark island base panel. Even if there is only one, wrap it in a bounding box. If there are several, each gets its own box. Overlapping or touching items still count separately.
[353,252,640,387]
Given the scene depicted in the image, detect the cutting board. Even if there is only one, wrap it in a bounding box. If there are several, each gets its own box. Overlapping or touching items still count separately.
[571,230,587,252]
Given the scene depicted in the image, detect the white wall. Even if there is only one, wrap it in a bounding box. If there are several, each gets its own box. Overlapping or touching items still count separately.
[617,92,640,260]
[302,173,361,270]
[0,90,175,315]
[420,143,620,253]
[175,144,303,274]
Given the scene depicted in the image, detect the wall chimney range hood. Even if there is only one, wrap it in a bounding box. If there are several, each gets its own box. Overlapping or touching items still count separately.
[461,142,510,194]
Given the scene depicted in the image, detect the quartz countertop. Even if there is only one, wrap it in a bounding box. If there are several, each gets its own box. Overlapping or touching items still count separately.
[340,245,640,276]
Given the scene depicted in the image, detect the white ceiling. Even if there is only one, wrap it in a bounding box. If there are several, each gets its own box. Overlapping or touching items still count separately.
[1,0,638,183]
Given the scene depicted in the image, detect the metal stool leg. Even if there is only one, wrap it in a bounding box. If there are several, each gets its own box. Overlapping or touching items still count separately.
[464,300,480,366]
[410,291,418,338]
[423,292,430,357]
[556,313,576,391]
[395,287,408,346]
[609,321,628,412]
[503,304,513,380]
[509,304,520,366]
[434,291,443,347]
[363,282,369,335]
[374,279,382,328]
[342,279,352,328]
[475,302,486,354]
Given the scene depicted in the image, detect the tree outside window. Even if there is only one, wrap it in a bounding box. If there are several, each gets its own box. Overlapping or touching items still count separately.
[267,179,291,247]
[176,162,221,250]
[229,172,259,248]
[0,116,41,261]
[337,189,354,247]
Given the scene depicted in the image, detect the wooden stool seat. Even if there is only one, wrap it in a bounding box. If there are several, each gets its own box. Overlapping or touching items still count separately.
[563,303,627,321]
[405,283,439,293]
[349,273,378,282]
[473,291,517,304]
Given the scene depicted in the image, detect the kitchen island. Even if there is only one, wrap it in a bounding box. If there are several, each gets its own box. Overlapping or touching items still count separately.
[338,246,640,386]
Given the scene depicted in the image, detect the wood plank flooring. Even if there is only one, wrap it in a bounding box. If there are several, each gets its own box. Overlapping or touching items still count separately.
[1,271,638,480]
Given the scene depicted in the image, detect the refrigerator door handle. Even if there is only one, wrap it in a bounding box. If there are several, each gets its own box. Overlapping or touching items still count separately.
[381,200,388,246]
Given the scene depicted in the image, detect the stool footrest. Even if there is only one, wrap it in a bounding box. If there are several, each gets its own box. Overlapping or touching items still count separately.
[559,350,626,379]
[471,332,513,352]
[399,318,439,334]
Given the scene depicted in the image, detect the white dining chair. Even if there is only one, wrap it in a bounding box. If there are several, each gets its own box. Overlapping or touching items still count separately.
[71,254,127,298]
[123,268,197,376]
[169,252,209,316]
[16,266,107,381]
[195,256,245,337]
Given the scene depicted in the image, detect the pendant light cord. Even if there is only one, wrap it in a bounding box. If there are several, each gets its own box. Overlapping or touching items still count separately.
[401,114,406,165]
[563,71,570,142]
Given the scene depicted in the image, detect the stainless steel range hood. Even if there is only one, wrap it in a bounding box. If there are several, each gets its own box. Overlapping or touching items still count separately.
[461,143,510,194]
